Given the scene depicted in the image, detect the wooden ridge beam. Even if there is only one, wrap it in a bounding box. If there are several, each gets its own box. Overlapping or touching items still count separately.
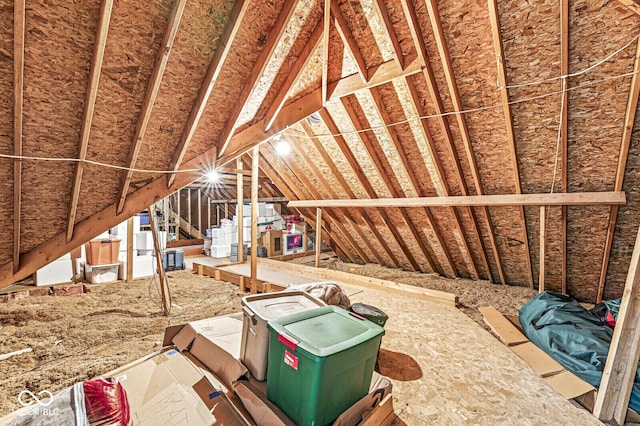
[320,109,421,271]
[216,57,422,166]
[487,0,534,287]
[300,120,395,267]
[342,95,439,273]
[264,19,323,131]
[167,0,249,187]
[117,0,187,213]
[13,0,25,272]
[217,0,301,157]
[424,0,502,283]
[597,36,640,303]
[66,0,113,242]
[288,192,626,208]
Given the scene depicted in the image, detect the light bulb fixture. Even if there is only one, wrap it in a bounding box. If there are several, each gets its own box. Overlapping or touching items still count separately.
[275,139,291,156]
[205,169,220,183]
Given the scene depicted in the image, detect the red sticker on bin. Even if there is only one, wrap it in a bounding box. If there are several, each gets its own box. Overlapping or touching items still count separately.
[284,350,299,370]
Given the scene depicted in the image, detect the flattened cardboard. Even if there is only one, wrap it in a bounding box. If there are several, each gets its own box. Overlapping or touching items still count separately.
[333,372,393,426]
[544,371,596,399]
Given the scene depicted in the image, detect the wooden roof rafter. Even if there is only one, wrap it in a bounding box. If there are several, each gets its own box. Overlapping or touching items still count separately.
[13,0,25,272]
[341,94,440,274]
[371,0,404,68]
[597,36,640,303]
[66,0,113,242]
[320,108,421,271]
[263,19,324,132]
[264,140,369,262]
[117,0,188,212]
[299,120,396,267]
[166,0,250,188]
[322,0,331,104]
[423,0,503,283]
[487,0,534,287]
[331,0,368,81]
[217,0,301,157]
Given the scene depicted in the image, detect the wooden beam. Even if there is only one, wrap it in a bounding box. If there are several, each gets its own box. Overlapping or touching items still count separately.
[320,109,420,271]
[117,0,187,213]
[316,208,322,267]
[250,147,259,293]
[331,0,367,81]
[288,192,626,208]
[216,57,422,165]
[487,0,534,287]
[127,217,134,283]
[300,120,393,267]
[167,0,249,187]
[372,0,404,68]
[13,0,25,272]
[539,206,546,293]
[617,0,640,15]
[424,0,503,283]
[236,157,244,259]
[594,225,640,423]
[264,20,323,131]
[148,207,170,315]
[597,36,640,303]
[217,0,301,157]
[197,189,202,233]
[322,0,330,105]
[560,0,569,294]
[66,0,113,241]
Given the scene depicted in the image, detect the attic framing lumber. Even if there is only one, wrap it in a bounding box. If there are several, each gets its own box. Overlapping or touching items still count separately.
[288,192,626,208]
[166,0,249,188]
[217,57,422,166]
[560,0,569,294]
[331,0,367,81]
[371,0,403,69]
[597,36,640,303]
[320,109,421,271]
[322,0,330,105]
[13,0,25,272]
[617,0,640,15]
[264,19,323,132]
[594,225,640,424]
[424,0,503,283]
[217,0,300,157]
[300,120,394,267]
[66,0,113,242]
[117,0,187,213]
[487,0,534,288]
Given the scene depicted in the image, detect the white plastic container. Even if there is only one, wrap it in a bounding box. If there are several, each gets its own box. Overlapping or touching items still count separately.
[240,291,325,380]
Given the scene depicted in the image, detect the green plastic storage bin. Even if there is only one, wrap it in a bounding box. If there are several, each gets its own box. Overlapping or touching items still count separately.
[266,305,385,426]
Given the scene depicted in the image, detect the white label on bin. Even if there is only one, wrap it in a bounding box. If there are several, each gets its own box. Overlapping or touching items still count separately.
[284,350,298,370]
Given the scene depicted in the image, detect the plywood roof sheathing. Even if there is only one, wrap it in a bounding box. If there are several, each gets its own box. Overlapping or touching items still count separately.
[371,0,404,69]
[117,0,188,213]
[597,36,640,303]
[66,0,113,242]
[331,0,368,81]
[12,0,25,273]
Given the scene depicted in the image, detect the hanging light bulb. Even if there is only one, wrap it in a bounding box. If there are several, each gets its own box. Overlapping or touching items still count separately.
[275,139,291,156]
[205,169,220,183]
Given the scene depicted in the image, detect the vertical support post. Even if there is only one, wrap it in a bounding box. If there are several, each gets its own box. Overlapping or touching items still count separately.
[127,216,134,283]
[539,205,546,293]
[250,147,259,293]
[148,207,169,315]
[187,188,192,227]
[225,202,229,219]
[316,208,322,268]
[594,225,640,424]
[198,189,202,233]
[176,189,181,240]
[207,198,211,230]
[237,157,244,262]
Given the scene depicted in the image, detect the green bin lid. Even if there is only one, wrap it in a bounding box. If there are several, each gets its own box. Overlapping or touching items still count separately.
[267,305,384,357]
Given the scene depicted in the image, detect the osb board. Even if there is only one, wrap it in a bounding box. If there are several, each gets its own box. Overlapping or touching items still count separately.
[510,342,565,378]
[20,0,101,253]
[428,207,477,279]
[335,0,387,68]
[404,208,456,277]
[131,0,232,183]
[385,207,434,273]
[0,3,14,266]
[77,0,171,223]
[217,262,320,286]
[352,287,602,425]
[479,306,528,347]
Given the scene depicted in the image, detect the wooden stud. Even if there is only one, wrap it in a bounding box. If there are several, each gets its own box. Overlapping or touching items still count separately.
[560,0,569,294]
[13,0,25,273]
[117,0,187,212]
[207,196,211,230]
[187,188,192,227]
[320,109,420,271]
[331,0,367,81]
[539,206,546,293]
[288,192,626,208]
[372,0,404,68]
[250,147,259,293]
[237,157,244,260]
[487,0,534,287]
[316,208,322,267]
[322,0,330,105]
[66,0,113,242]
[167,0,249,187]
[597,37,640,302]
[148,207,170,315]
[300,120,392,266]
[127,217,134,283]
[594,225,640,423]
[217,0,301,157]
[264,20,323,131]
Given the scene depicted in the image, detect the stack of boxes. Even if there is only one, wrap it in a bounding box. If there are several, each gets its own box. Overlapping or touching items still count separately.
[109,214,158,280]
[84,237,121,284]
[210,219,237,258]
